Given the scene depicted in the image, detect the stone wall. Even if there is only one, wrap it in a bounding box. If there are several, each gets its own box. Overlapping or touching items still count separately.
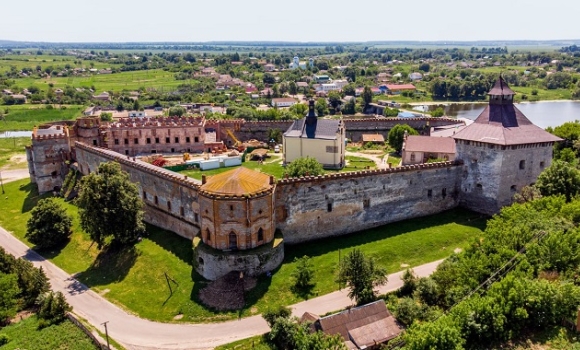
[74,142,202,239]
[194,238,284,280]
[456,140,555,215]
[275,162,462,244]
[207,118,463,144]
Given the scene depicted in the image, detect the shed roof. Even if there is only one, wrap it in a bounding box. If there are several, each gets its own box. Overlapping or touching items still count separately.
[362,134,385,143]
[200,167,271,196]
[315,300,402,348]
[404,135,456,154]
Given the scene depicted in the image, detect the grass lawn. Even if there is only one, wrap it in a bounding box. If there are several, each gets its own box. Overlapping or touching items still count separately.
[0,137,30,169]
[0,104,84,131]
[215,335,271,350]
[0,179,486,323]
[0,317,98,350]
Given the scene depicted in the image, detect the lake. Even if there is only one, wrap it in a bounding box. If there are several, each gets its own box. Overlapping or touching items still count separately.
[413,101,580,129]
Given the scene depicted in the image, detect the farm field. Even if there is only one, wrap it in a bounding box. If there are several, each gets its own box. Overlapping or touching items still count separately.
[0,104,84,131]
[0,178,486,323]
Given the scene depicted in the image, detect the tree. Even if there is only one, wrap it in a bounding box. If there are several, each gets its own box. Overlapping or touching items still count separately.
[288,81,298,96]
[535,160,580,202]
[37,291,71,327]
[25,198,72,249]
[284,157,324,178]
[133,99,140,111]
[384,107,400,117]
[418,63,431,72]
[263,305,292,327]
[361,86,373,110]
[100,112,113,122]
[263,73,276,85]
[342,84,355,97]
[291,256,314,292]
[0,273,20,324]
[337,249,388,305]
[328,91,342,110]
[315,98,328,116]
[430,107,445,118]
[77,162,145,249]
[168,106,185,117]
[388,124,418,153]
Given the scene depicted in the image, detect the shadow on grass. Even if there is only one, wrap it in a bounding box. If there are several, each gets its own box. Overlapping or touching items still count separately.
[32,237,71,260]
[76,243,139,287]
[144,224,193,266]
[18,182,48,214]
[283,208,488,263]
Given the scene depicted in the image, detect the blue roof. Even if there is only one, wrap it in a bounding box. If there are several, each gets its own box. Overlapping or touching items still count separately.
[398,112,415,118]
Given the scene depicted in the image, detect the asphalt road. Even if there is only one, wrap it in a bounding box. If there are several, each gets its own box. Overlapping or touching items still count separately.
[0,225,442,349]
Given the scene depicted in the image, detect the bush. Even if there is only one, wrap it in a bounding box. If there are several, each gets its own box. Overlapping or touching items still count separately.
[0,334,9,346]
[291,256,314,292]
[37,291,71,328]
[284,157,324,178]
[262,305,291,327]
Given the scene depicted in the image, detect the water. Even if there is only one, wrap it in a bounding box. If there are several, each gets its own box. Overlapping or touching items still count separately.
[0,131,32,138]
[413,101,580,129]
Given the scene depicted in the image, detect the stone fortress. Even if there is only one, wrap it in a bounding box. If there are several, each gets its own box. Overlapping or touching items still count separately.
[26,78,561,280]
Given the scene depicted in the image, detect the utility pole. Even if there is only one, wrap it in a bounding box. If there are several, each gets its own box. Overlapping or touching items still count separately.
[101,321,110,350]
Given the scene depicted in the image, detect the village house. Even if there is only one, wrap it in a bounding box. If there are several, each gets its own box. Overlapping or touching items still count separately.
[401,135,457,165]
[271,97,297,107]
[383,84,416,95]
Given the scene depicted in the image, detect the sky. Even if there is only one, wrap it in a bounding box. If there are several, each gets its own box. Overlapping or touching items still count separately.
[2,0,580,43]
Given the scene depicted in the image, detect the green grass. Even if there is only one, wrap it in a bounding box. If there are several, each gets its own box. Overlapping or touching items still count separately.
[0,179,486,323]
[0,137,30,169]
[215,335,271,350]
[0,317,98,350]
[0,104,84,131]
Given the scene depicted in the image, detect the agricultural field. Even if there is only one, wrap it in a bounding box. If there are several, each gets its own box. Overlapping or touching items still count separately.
[0,104,84,131]
[0,178,486,323]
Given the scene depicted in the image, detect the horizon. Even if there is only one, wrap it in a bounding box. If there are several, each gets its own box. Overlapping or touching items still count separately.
[3,0,580,43]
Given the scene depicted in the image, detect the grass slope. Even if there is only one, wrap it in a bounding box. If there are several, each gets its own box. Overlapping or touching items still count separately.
[0,317,98,350]
[0,179,486,323]
[0,137,30,169]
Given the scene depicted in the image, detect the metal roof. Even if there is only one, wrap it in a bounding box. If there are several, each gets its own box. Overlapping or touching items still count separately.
[200,167,272,196]
[404,135,456,153]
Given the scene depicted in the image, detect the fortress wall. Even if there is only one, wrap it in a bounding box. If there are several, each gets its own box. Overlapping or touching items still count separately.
[74,142,201,239]
[207,118,462,144]
[275,162,462,244]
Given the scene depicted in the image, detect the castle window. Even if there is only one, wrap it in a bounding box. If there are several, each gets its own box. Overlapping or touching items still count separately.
[134,138,138,144]
[442,188,447,198]
[125,150,129,155]
[194,137,199,143]
[151,150,157,154]
[124,139,128,145]
[166,137,170,143]
[154,196,158,205]
[206,228,211,242]
[363,198,370,209]
[229,232,237,250]
[186,137,190,143]
[540,161,545,168]
[198,257,204,265]
[511,185,517,192]
[519,160,526,169]
[327,203,333,212]
[175,137,179,143]
[146,138,151,144]
[258,228,264,242]
[180,206,184,216]
[114,139,119,145]
[143,191,147,200]
[155,137,160,144]
[167,201,172,212]
[230,205,233,211]
[410,153,416,162]
[194,213,199,222]
[476,184,483,189]
[427,189,432,198]
[93,140,97,146]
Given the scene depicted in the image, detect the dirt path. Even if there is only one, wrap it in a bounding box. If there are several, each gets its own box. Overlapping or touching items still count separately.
[1,168,29,184]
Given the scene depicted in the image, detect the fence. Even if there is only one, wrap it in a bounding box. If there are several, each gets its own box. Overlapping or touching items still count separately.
[66,313,111,350]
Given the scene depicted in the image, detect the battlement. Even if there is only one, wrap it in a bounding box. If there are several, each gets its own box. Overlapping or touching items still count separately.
[74,142,201,190]
[342,117,463,124]
[277,160,460,185]
[32,126,70,140]
[198,187,274,200]
[109,116,206,129]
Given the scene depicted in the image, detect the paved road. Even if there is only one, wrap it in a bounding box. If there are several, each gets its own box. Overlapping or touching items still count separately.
[0,225,442,349]
[1,168,29,184]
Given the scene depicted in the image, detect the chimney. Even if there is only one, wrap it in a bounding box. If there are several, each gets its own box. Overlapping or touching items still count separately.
[269,175,274,185]
[202,175,207,184]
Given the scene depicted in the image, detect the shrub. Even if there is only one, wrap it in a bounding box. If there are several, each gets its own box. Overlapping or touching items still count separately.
[25,198,73,249]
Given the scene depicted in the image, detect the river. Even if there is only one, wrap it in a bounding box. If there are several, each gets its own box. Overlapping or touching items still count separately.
[413,101,580,129]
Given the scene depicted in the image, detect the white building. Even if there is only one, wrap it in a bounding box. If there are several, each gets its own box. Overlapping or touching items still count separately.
[271,98,297,107]
[289,56,314,70]
[283,100,345,169]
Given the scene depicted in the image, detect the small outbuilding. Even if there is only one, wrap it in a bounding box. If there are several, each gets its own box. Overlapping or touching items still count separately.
[401,135,456,165]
